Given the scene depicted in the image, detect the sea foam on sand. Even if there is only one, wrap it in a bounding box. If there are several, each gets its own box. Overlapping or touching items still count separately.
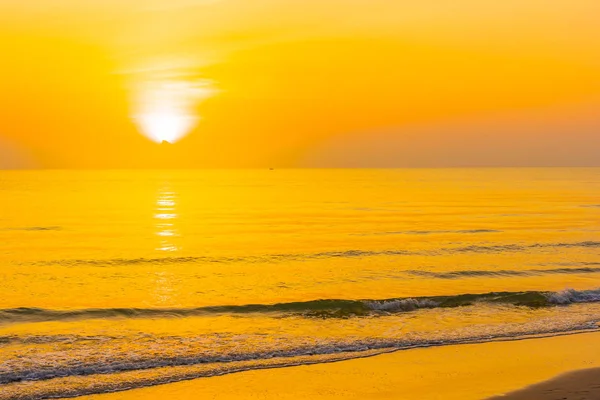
[81,331,600,400]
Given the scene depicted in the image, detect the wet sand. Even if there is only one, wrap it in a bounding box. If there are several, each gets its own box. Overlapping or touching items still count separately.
[84,331,600,400]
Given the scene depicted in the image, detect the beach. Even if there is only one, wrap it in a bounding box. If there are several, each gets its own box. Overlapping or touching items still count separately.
[81,331,600,400]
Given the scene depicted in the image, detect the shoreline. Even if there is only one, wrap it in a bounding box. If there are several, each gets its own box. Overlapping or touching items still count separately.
[82,330,600,400]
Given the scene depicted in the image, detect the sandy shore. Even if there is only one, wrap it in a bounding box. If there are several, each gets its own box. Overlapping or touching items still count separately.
[490,367,600,399]
[84,331,600,400]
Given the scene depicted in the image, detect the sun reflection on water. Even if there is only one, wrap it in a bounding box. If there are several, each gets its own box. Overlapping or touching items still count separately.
[154,187,181,252]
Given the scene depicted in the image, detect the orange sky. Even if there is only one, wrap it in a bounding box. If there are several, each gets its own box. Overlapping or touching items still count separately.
[1,0,599,168]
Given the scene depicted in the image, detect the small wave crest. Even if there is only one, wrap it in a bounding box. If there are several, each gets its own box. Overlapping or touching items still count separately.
[26,241,600,267]
[2,226,62,232]
[408,266,600,279]
[354,229,502,236]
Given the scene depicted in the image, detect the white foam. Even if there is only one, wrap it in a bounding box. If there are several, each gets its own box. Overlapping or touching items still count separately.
[547,288,600,305]
[365,298,438,312]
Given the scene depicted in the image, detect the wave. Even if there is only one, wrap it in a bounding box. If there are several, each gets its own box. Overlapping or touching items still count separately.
[548,288,600,304]
[363,288,600,312]
[354,229,502,236]
[408,266,600,279]
[28,250,414,267]
[3,289,600,398]
[2,312,600,399]
[3,288,600,325]
[25,241,600,267]
[1,226,61,232]
[532,241,600,249]
[446,241,600,254]
[544,262,600,266]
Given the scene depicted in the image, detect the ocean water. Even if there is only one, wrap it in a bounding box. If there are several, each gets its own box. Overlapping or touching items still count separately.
[1,169,599,399]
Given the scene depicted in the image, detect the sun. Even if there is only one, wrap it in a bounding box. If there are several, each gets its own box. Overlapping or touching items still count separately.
[131,79,214,144]
[135,108,196,144]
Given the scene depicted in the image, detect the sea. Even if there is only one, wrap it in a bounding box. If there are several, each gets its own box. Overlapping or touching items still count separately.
[1,168,599,399]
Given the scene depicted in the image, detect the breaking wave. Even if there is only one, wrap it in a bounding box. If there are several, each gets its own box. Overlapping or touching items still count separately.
[3,288,600,399]
[2,301,600,399]
[3,288,600,325]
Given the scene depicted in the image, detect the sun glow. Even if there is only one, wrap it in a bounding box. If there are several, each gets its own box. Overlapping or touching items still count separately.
[132,79,214,143]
